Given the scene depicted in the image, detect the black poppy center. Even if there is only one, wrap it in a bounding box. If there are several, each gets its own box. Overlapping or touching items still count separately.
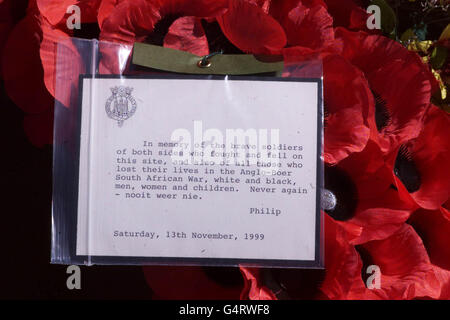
[371,90,391,132]
[324,165,358,221]
[394,145,421,193]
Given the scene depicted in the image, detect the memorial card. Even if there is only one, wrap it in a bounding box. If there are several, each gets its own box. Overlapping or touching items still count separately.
[75,75,322,267]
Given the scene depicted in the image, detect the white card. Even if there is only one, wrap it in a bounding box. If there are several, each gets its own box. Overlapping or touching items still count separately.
[76,76,322,267]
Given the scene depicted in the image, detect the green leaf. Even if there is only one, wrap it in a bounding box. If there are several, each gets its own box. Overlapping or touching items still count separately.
[439,24,450,41]
[431,46,448,70]
[400,29,416,43]
[371,0,397,35]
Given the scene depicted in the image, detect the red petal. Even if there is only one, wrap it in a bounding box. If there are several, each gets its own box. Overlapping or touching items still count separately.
[217,0,286,54]
[77,0,102,24]
[40,20,84,108]
[337,141,417,244]
[99,0,227,73]
[270,0,333,50]
[320,214,364,300]
[354,224,440,300]
[323,55,372,164]
[324,0,369,30]
[408,106,450,210]
[2,13,54,114]
[163,17,209,56]
[161,0,228,18]
[97,0,120,28]
[36,0,76,25]
[432,266,450,299]
[239,267,277,300]
[100,0,227,44]
[349,190,415,244]
[409,207,450,270]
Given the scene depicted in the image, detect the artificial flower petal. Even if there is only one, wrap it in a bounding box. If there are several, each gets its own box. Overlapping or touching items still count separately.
[2,13,54,114]
[99,0,227,73]
[36,0,76,26]
[217,0,286,54]
[239,267,277,300]
[328,141,417,244]
[387,105,450,210]
[322,54,372,164]
[97,0,120,28]
[164,16,209,56]
[324,0,369,30]
[336,28,439,154]
[269,0,334,50]
[354,224,441,300]
[101,0,227,44]
[409,207,450,270]
[432,266,450,299]
[40,19,84,108]
[320,214,364,300]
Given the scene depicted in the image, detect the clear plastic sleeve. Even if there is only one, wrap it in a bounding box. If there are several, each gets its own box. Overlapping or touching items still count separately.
[52,38,324,267]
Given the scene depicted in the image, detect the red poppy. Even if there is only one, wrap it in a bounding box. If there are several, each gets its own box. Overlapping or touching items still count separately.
[282,44,372,164]
[325,140,417,245]
[335,28,439,155]
[321,221,443,300]
[268,0,334,51]
[390,106,450,210]
[245,216,444,300]
[347,224,441,300]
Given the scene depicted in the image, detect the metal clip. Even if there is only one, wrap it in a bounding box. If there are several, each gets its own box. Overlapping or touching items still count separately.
[197,50,224,68]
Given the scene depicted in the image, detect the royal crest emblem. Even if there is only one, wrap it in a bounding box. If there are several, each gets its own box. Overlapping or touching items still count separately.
[105,86,137,127]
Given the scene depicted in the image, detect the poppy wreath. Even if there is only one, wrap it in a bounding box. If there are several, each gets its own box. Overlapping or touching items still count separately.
[1,0,449,300]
